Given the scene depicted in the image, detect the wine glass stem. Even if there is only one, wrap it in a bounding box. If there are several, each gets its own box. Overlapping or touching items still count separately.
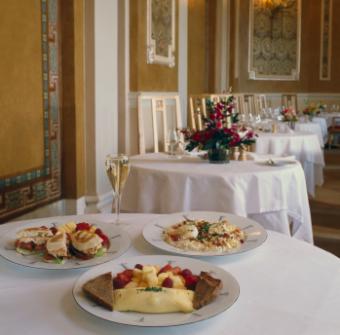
[115,193,122,224]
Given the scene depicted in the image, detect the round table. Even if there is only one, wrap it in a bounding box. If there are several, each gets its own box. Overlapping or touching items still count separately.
[255,132,325,196]
[311,117,328,143]
[0,213,339,335]
[294,121,325,147]
[122,153,312,243]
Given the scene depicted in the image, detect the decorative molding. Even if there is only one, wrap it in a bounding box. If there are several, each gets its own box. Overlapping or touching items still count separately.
[248,0,301,81]
[320,0,333,81]
[146,0,176,67]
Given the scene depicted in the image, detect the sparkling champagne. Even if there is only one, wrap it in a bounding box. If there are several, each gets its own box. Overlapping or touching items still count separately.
[105,155,130,223]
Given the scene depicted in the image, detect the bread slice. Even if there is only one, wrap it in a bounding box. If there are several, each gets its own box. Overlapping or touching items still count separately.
[193,271,223,309]
[82,272,114,311]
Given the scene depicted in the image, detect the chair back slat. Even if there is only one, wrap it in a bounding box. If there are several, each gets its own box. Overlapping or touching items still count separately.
[138,94,182,154]
[282,94,298,111]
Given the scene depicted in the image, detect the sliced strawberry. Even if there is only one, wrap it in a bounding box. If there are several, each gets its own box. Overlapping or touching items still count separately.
[181,268,192,278]
[76,222,91,231]
[162,277,173,288]
[121,269,133,280]
[95,228,110,248]
[171,266,182,275]
[158,264,172,274]
[113,277,126,289]
[185,274,199,290]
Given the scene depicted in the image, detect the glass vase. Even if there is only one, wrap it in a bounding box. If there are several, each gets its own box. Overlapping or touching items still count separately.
[208,148,230,164]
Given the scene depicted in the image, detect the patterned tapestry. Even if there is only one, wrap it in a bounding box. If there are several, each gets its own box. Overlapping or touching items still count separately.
[0,0,61,221]
[249,0,300,79]
[151,0,173,57]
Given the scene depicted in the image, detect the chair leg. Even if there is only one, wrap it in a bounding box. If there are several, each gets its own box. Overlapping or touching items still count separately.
[327,133,334,149]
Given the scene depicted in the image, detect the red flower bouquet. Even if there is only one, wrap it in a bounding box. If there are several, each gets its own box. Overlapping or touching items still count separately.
[185,97,257,155]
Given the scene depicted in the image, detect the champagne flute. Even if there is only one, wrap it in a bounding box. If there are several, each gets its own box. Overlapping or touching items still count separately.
[105,154,130,224]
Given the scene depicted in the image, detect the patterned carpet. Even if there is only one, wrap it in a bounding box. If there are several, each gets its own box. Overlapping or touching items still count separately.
[311,150,340,257]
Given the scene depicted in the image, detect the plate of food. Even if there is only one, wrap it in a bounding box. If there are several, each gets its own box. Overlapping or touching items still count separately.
[0,220,131,269]
[143,211,267,256]
[73,255,240,327]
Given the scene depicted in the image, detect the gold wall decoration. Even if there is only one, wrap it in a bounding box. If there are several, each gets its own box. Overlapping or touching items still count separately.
[0,0,61,221]
[146,0,176,67]
[248,0,301,80]
[320,0,333,80]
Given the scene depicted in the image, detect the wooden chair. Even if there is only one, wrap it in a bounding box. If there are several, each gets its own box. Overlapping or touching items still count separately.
[327,117,340,148]
[282,94,298,111]
[137,94,182,154]
[188,94,233,131]
[237,94,256,117]
[254,94,268,115]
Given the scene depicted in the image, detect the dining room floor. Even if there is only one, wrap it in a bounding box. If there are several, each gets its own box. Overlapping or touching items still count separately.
[311,149,340,257]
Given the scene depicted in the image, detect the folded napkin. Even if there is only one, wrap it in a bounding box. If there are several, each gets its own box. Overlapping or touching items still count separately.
[247,153,296,164]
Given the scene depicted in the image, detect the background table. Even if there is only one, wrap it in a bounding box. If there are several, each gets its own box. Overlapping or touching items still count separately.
[311,117,328,143]
[0,213,339,335]
[295,121,325,147]
[255,132,325,196]
[122,153,313,243]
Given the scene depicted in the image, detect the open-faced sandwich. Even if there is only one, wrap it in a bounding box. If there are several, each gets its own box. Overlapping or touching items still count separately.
[82,263,222,313]
[14,221,110,264]
[15,226,54,255]
[44,232,70,264]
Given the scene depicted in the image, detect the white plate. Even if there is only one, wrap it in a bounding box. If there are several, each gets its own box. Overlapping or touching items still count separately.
[0,220,131,270]
[143,211,267,256]
[73,255,240,327]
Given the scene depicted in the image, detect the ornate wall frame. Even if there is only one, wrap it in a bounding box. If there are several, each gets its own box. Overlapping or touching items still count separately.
[248,0,301,81]
[146,0,176,68]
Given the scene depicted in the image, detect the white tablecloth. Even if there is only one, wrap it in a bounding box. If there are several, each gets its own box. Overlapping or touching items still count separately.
[312,117,328,143]
[122,153,313,243]
[255,132,325,196]
[318,112,340,127]
[0,213,339,335]
[295,121,325,147]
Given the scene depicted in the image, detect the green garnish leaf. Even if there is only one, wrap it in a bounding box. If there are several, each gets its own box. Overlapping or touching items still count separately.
[95,247,106,257]
[140,287,163,292]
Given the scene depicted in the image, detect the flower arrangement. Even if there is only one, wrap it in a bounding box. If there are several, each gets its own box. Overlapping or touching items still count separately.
[281,107,298,122]
[303,102,326,117]
[185,96,256,155]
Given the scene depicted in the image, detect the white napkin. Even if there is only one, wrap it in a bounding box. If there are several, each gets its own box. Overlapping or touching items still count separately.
[247,153,296,164]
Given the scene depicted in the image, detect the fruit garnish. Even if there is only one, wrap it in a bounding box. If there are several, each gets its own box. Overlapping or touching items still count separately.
[184,274,199,290]
[162,277,173,288]
[76,222,92,231]
[158,264,172,274]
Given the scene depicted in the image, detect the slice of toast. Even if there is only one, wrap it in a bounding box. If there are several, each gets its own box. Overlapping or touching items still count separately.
[82,272,114,311]
[193,271,223,309]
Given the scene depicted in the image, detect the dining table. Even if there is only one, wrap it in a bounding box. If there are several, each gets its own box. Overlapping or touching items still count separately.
[294,121,325,147]
[255,131,325,196]
[0,213,339,335]
[121,153,313,243]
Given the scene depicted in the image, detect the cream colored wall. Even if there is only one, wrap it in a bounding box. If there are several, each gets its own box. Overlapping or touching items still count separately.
[230,0,340,93]
[0,0,44,177]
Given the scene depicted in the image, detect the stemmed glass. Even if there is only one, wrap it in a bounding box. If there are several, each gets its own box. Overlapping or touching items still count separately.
[105,154,130,224]
[167,129,184,158]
